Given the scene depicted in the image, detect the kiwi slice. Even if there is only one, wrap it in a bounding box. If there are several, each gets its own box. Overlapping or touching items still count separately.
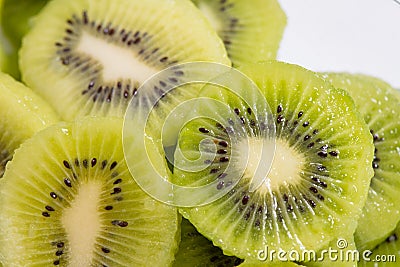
[0,71,59,177]
[19,0,230,121]
[0,0,48,78]
[173,217,244,266]
[191,0,287,67]
[0,0,19,78]
[322,73,400,251]
[359,225,399,267]
[172,61,374,261]
[0,117,180,266]
[1,0,48,47]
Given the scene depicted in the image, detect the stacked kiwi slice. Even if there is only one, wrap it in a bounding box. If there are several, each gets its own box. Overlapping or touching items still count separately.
[0,0,399,266]
[322,73,400,252]
[0,72,59,177]
[173,61,374,262]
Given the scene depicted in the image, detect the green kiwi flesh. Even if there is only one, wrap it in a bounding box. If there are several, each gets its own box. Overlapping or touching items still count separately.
[1,0,48,47]
[0,71,59,177]
[0,0,19,78]
[323,73,400,251]
[173,218,244,266]
[191,0,287,67]
[173,61,374,261]
[19,0,230,121]
[0,117,180,266]
[0,0,48,79]
[302,235,358,267]
[359,224,400,267]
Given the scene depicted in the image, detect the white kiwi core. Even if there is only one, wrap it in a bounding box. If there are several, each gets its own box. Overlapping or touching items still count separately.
[239,138,305,192]
[61,181,102,266]
[77,32,158,83]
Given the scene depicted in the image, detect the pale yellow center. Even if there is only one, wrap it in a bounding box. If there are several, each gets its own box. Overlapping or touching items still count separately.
[239,138,304,192]
[76,32,158,83]
[62,181,102,267]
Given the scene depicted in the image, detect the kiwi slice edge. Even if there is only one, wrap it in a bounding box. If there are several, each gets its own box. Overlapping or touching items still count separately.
[174,61,374,261]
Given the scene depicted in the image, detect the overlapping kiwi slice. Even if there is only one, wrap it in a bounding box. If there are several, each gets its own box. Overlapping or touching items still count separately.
[0,117,180,266]
[19,0,230,121]
[0,71,59,178]
[0,0,48,78]
[359,224,400,267]
[191,0,287,66]
[173,218,244,266]
[323,73,400,251]
[0,0,20,78]
[173,61,374,262]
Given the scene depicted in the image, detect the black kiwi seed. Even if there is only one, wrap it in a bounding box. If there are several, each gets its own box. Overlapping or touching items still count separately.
[111,220,129,227]
[91,158,97,167]
[109,161,117,170]
[55,251,63,256]
[111,188,121,195]
[101,160,107,169]
[63,160,71,169]
[46,205,55,211]
[277,104,283,113]
[42,212,50,217]
[242,195,249,205]
[329,151,338,157]
[113,178,122,184]
[101,247,110,253]
[277,114,284,124]
[199,127,210,134]
[217,149,228,154]
[50,192,58,199]
[219,157,229,163]
[210,168,219,174]
[386,234,398,243]
[298,111,303,118]
[309,187,318,194]
[317,151,328,158]
[53,259,60,265]
[105,206,113,210]
[63,178,72,187]
[217,181,224,190]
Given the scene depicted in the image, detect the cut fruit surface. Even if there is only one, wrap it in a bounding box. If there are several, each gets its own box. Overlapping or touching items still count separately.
[0,0,48,79]
[0,71,59,177]
[323,73,400,251]
[0,117,179,266]
[191,0,287,67]
[173,218,244,267]
[19,0,230,121]
[173,61,374,261]
[359,224,400,267]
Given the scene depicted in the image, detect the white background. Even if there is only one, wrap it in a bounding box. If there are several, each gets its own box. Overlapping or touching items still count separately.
[277,0,400,88]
